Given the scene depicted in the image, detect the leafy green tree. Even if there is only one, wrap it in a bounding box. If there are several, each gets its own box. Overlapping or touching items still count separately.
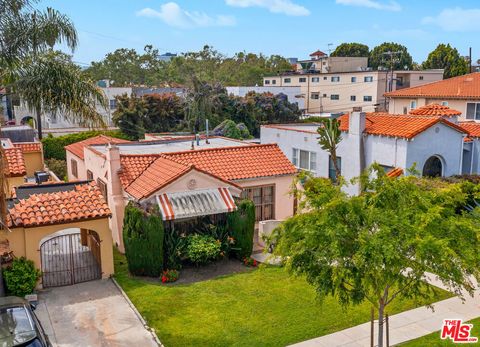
[317,118,342,182]
[422,44,469,78]
[1,0,106,139]
[331,43,369,57]
[142,93,185,133]
[271,166,480,347]
[112,94,147,140]
[369,42,413,70]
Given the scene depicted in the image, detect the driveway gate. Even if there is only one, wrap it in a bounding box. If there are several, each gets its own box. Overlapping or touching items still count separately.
[40,232,101,288]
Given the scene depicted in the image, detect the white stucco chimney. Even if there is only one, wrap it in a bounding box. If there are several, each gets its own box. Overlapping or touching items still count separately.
[347,111,366,195]
[105,143,125,251]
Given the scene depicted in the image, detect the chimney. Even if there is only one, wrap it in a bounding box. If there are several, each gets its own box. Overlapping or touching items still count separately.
[348,111,366,195]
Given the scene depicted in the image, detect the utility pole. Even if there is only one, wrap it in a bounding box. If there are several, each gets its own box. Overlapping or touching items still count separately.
[469,47,472,73]
[382,51,402,111]
[327,43,334,56]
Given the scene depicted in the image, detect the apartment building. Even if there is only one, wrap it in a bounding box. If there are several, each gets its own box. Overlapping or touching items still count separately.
[296,50,368,74]
[385,72,480,121]
[263,70,444,114]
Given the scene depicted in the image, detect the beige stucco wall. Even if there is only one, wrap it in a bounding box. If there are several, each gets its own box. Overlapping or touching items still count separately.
[4,217,114,286]
[234,174,295,221]
[6,176,25,198]
[23,151,44,177]
[66,152,87,181]
[388,98,478,121]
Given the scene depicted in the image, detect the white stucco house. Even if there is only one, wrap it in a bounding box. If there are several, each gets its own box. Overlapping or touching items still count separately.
[261,104,480,195]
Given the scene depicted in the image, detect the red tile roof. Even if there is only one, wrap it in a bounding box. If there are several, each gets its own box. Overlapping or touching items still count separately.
[8,182,111,228]
[409,104,462,117]
[459,122,480,138]
[385,72,480,99]
[164,144,297,181]
[4,147,26,177]
[14,142,42,153]
[386,168,403,178]
[124,157,191,199]
[118,155,160,188]
[65,135,130,160]
[310,50,327,57]
[338,113,467,139]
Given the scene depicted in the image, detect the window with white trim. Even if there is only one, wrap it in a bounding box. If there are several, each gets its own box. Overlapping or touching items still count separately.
[351,95,356,101]
[330,94,339,100]
[264,80,270,85]
[292,148,317,171]
[299,77,307,83]
[364,76,373,82]
[441,101,448,106]
[351,77,357,83]
[410,100,417,110]
[312,77,320,82]
[311,92,320,99]
[272,80,276,85]
[331,76,340,82]
[466,103,480,120]
[284,78,291,83]
[363,96,373,102]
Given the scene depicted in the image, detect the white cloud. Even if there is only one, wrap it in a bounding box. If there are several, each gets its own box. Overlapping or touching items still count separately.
[137,2,236,29]
[422,7,480,32]
[335,0,401,11]
[225,0,310,16]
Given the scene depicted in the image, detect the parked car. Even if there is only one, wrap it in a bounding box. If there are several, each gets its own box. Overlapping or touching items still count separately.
[0,297,51,347]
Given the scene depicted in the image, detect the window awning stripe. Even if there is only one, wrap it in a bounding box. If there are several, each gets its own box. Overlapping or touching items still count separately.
[156,188,237,221]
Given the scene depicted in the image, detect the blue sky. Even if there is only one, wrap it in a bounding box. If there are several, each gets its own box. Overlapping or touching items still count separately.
[39,0,480,66]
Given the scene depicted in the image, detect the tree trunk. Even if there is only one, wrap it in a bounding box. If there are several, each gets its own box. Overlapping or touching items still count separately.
[378,301,385,347]
[35,105,43,140]
[331,150,341,183]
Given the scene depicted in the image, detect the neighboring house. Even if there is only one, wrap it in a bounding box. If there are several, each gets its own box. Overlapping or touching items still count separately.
[1,138,45,196]
[263,70,444,114]
[158,52,177,62]
[13,86,132,129]
[4,181,114,288]
[385,72,480,121]
[133,87,186,97]
[226,86,305,110]
[296,50,368,74]
[65,136,297,250]
[65,135,131,181]
[261,105,475,195]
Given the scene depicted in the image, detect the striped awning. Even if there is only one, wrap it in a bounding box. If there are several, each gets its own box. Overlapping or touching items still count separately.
[156,188,236,221]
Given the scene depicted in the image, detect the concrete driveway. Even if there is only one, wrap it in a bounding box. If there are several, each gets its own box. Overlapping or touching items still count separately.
[35,279,159,347]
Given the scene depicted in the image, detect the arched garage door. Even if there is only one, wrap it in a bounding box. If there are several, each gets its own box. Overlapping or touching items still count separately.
[40,230,101,288]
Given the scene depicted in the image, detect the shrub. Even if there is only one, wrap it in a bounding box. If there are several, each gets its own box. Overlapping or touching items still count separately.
[164,229,187,270]
[123,202,164,276]
[42,130,130,160]
[45,158,67,181]
[243,257,258,267]
[161,269,179,283]
[227,199,256,259]
[186,234,221,265]
[4,257,41,297]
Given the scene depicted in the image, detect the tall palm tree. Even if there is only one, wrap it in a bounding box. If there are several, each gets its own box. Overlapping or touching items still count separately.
[1,0,106,139]
[317,118,342,182]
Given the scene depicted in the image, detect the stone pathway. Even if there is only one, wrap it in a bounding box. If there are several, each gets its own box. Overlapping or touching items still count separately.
[288,273,480,347]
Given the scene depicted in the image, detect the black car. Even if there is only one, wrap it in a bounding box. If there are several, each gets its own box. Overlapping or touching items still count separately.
[0,297,51,347]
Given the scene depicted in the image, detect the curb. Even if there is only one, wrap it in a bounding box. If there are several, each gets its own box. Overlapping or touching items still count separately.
[110,277,164,347]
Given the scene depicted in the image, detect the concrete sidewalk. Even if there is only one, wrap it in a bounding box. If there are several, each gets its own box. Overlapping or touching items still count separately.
[289,274,480,347]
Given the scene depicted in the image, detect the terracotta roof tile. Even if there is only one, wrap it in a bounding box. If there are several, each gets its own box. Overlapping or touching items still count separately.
[409,104,462,117]
[459,122,480,138]
[65,135,130,160]
[124,157,191,199]
[385,72,480,99]
[14,142,42,153]
[338,113,467,139]
[386,168,403,178]
[119,155,161,188]
[8,181,111,228]
[4,147,26,177]
[164,144,297,181]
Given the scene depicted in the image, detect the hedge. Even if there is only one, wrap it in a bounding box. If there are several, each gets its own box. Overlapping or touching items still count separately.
[227,199,256,259]
[122,202,164,277]
[42,130,130,160]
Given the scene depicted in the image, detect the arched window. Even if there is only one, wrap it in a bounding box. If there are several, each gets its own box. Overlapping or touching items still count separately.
[422,156,443,177]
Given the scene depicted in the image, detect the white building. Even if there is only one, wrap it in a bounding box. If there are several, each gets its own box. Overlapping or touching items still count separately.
[13,87,132,130]
[261,104,480,195]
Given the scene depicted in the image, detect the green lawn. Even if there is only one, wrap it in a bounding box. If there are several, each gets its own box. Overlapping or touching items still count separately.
[114,250,453,347]
[399,317,480,346]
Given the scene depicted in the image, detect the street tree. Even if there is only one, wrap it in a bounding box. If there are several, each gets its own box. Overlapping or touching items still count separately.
[331,43,369,57]
[369,42,413,70]
[317,118,342,182]
[270,166,480,347]
[422,44,469,79]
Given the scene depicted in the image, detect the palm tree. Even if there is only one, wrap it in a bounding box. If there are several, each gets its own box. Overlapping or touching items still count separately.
[1,0,106,139]
[317,118,342,182]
